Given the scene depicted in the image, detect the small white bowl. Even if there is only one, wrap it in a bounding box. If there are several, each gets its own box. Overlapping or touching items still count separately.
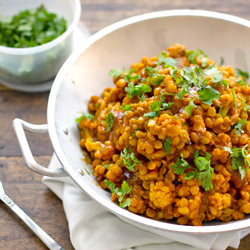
[0,0,81,90]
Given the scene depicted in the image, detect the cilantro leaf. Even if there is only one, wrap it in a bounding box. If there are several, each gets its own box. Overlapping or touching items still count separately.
[171,156,190,175]
[236,68,249,81]
[124,73,139,83]
[197,86,220,105]
[232,119,246,135]
[163,137,172,155]
[177,86,190,100]
[144,111,159,118]
[152,75,165,86]
[109,68,125,78]
[158,52,178,67]
[184,98,197,116]
[119,148,140,172]
[104,180,131,208]
[125,82,151,100]
[194,151,214,191]
[231,89,237,109]
[236,78,246,86]
[76,112,94,123]
[204,66,223,83]
[120,104,132,113]
[103,113,115,133]
[225,145,250,179]
[187,49,207,64]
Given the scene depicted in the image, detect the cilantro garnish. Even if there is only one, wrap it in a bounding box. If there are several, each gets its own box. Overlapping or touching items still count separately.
[125,82,151,101]
[177,86,190,100]
[120,104,132,113]
[219,57,224,66]
[187,49,207,64]
[224,145,250,179]
[119,148,140,172]
[163,137,172,155]
[194,151,214,191]
[103,113,115,133]
[231,89,237,109]
[103,164,110,170]
[171,151,214,191]
[109,68,125,78]
[144,97,173,119]
[158,52,178,67]
[144,101,161,118]
[232,119,246,135]
[197,86,220,105]
[152,75,165,86]
[236,68,249,81]
[0,5,67,48]
[236,78,246,86]
[124,73,139,84]
[104,180,131,208]
[184,98,197,116]
[76,112,94,123]
[171,156,191,175]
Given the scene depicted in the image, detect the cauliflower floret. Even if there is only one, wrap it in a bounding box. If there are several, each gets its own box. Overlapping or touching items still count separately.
[149,181,174,209]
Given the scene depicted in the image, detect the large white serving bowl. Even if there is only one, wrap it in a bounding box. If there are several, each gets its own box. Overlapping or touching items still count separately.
[13,10,250,236]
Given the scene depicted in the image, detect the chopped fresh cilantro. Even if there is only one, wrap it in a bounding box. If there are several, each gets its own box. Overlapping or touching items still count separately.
[236,78,246,86]
[103,113,115,133]
[144,100,161,119]
[158,52,178,67]
[197,86,220,105]
[171,151,214,191]
[184,98,197,116]
[177,86,190,100]
[125,82,151,101]
[204,65,223,84]
[104,180,131,208]
[171,156,191,175]
[187,49,207,64]
[163,137,172,155]
[231,89,237,109]
[103,164,110,170]
[109,68,125,78]
[220,57,224,66]
[124,73,139,84]
[236,68,249,81]
[224,145,250,179]
[152,74,165,86]
[120,104,132,113]
[193,151,214,191]
[119,148,140,172]
[76,112,94,123]
[0,5,67,48]
[232,119,246,135]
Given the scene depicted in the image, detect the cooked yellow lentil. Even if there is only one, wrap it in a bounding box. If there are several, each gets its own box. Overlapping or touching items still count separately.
[78,43,250,226]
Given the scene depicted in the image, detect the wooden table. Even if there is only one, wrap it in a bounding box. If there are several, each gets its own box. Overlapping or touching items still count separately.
[1,0,250,249]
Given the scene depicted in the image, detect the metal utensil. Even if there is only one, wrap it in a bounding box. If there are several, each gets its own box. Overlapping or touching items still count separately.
[0,180,65,250]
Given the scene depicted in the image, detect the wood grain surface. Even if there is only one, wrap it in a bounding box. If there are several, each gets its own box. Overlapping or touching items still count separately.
[1,0,250,249]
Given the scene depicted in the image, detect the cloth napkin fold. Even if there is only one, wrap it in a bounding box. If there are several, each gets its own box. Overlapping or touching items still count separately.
[42,154,250,250]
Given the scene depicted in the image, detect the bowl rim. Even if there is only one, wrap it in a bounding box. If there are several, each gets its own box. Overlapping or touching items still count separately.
[0,0,81,55]
[48,9,250,234]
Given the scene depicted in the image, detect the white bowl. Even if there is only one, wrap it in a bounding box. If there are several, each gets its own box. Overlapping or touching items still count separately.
[0,0,81,88]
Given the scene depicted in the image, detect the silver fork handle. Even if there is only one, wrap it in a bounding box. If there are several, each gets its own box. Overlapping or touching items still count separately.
[1,194,65,250]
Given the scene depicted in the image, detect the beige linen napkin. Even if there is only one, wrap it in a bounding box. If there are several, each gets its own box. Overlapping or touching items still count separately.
[42,155,250,250]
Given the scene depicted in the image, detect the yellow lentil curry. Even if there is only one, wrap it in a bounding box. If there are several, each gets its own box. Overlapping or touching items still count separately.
[77,44,250,226]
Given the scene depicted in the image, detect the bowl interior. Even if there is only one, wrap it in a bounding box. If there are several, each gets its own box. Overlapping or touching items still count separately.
[49,10,250,234]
